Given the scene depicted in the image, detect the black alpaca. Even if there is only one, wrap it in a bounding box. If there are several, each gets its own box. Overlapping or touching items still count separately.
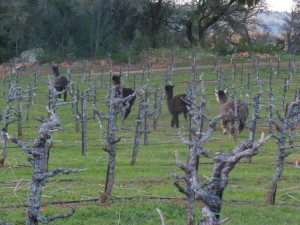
[215,90,249,141]
[165,84,189,128]
[52,66,69,101]
[112,75,136,120]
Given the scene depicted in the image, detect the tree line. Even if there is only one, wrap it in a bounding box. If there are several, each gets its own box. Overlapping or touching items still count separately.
[0,0,300,63]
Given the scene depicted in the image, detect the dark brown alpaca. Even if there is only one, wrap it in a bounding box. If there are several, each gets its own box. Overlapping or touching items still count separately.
[112,75,136,119]
[52,66,69,101]
[165,84,189,128]
[215,90,249,141]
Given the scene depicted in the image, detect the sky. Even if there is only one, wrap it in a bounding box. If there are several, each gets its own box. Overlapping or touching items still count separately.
[266,0,293,12]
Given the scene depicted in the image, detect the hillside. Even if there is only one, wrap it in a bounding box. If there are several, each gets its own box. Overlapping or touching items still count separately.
[257,11,288,36]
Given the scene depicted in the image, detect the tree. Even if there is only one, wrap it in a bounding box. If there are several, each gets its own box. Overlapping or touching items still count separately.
[208,0,267,53]
[183,0,263,45]
[139,0,176,47]
[0,0,30,58]
[282,0,300,54]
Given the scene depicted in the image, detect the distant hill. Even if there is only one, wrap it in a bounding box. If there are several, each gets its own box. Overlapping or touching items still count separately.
[256,11,289,36]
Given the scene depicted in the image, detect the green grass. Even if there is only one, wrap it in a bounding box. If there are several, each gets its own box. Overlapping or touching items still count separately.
[0,49,300,224]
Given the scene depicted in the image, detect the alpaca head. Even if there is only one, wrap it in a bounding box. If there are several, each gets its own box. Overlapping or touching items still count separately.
[165,84,175,92]
[112,75,121,85]
[215,89,228,103]
[52,65,60,77]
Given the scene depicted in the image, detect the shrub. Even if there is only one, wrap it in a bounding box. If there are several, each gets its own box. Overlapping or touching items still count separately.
[37,49,66,64]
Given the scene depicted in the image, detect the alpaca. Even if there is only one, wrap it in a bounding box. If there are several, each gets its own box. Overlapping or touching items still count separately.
[215,89,249,141]
[52,66,69,101]
[112,75,136,119]
[296,159,300,168]
[165,84,189,128]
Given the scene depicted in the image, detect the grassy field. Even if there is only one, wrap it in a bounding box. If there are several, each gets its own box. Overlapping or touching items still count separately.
[0,49,300,224]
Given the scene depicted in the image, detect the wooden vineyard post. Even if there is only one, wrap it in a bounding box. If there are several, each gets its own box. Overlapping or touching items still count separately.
[130,87,146,165]
[33,68,39,104]
[1,65,6,96]
[75,86,80,132]
[153,84,163,131]
[26,83,33,121]
[17,87,23,138]
[231,51,236,80]
[240,62,244,87]
[81,90,88,156]
[76,88,94,156]
[143,87,151,145]
[93,81,97,120]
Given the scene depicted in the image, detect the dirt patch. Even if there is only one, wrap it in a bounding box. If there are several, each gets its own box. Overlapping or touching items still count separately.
[228,52,272,59]
[255,178,267,185]
[257,127,272,131]
[89,60,111,66]
[40,202,112,211]
[97,203,112,208]
[55,204,94,210]
[138,179,166,184]
[257,125,300,131]
[40,206,48,211]
[167,199,205,207]
[151,57,181,64]
[166,199,186,204]
[207,141,225,145]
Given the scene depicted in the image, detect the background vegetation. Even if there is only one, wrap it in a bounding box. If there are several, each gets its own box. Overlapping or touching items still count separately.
[0,49,299,224]
[0,0,300,63]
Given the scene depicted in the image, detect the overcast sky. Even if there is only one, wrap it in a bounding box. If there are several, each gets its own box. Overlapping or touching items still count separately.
[267,0,293,12]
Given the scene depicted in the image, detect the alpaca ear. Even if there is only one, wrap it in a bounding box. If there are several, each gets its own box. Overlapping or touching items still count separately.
[224,89,228,95]
[167,82,174,87]
[215,89,218,94]
[215,93,220,102]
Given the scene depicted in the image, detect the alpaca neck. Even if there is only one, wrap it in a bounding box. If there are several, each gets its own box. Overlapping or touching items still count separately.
[219,97,228,105]
[166,90,173,102]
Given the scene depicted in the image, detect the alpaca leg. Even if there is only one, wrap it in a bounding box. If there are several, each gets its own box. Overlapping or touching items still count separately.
[183,109,188,121]
[122,100,130,120]
[171,116,175,127]
[221,120,227,134]
[175,114,179,128]
[123,97,135,120]
[229,122,237,142]
[124,106,131,119]
[238,120,245,133]
[64,91,67,102]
